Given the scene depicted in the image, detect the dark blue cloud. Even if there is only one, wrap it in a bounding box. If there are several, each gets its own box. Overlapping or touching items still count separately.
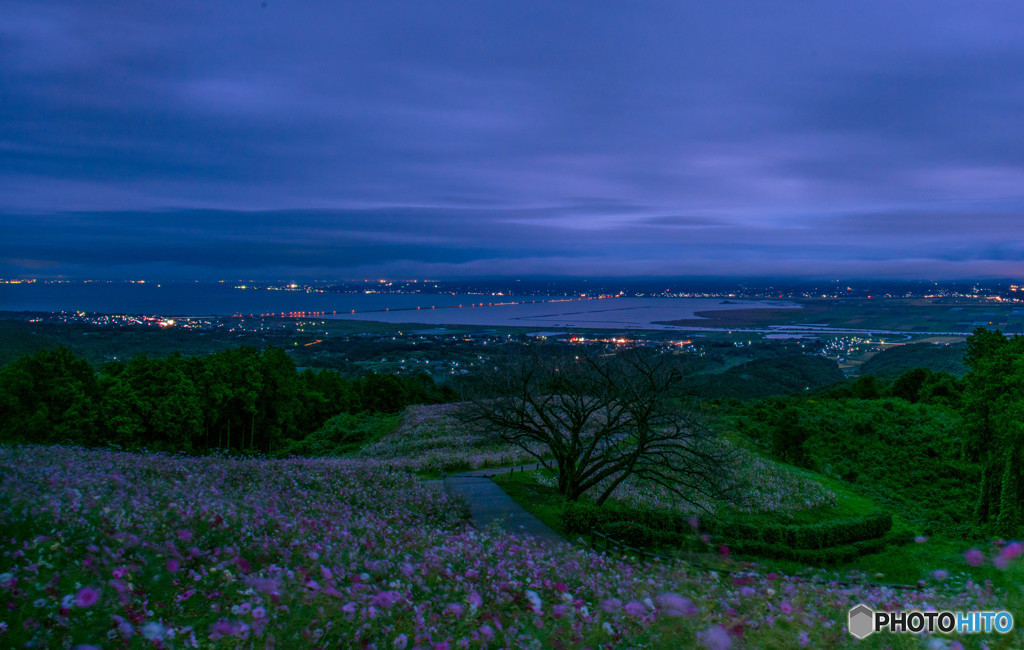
[3,1,1024,279]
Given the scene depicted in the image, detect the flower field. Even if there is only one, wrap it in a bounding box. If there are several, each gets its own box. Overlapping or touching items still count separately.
[1,445,1021,648]
[358,404,542,473]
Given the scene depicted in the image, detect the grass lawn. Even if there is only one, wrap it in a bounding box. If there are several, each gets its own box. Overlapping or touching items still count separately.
[492,463,1003,588]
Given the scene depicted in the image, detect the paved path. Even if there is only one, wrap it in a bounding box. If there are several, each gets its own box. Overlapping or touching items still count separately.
[440,466,565,545]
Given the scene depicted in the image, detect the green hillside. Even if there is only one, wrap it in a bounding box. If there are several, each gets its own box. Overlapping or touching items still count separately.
[860,341,967,378]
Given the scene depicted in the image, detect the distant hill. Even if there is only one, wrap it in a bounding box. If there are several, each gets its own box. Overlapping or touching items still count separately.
[685,355,844,400]
[0,321,64,366]
[860,342,967,378]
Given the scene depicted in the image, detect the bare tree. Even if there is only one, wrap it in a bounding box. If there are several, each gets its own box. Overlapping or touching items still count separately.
[461,346,736,509]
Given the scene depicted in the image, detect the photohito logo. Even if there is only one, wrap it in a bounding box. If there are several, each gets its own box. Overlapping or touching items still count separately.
[848,603,1014,639]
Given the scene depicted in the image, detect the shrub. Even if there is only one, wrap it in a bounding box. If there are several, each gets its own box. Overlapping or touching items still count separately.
[602,521,656,548]
[721,531,906,566]
[700,512,892,550]
[565,501,893,559]
[562,501,693,537]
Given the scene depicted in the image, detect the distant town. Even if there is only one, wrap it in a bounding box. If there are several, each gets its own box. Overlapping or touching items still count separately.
[5,276,1024,301]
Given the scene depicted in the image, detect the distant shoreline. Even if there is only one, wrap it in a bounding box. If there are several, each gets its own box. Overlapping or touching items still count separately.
[327,297,801,330]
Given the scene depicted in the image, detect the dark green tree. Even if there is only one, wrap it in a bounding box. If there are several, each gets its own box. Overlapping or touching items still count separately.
[962,329,1024,529]
[0,347,101,444]
[359,372,410,413]
[771,405,810,465]
[998,446,1021,535]
[101,354,203,450]
[254,347,301,453]
[888,368,930,403]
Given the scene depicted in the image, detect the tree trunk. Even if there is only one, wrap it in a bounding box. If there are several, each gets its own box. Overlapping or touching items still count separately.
[975,464,991,523]
[595,469,632,506]
[998,448,1020,535]
[564,468,583,501]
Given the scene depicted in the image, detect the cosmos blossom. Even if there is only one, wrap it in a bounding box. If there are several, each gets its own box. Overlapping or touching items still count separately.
[74,587,100,608]
[0,445,1017,648]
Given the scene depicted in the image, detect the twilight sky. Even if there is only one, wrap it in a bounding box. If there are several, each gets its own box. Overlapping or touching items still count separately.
[3,1,1024,280]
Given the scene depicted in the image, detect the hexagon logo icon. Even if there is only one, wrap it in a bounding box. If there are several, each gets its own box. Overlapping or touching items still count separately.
[848,603,875,639]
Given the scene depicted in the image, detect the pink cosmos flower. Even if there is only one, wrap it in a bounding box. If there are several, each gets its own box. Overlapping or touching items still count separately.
[142,622,165,641]
[965,548,984,566]
[600,598,622,613]
[699,625,732,650]
[174,589,196,602]
[933,569,949,581]
[246,577,280,595]
[525,589,543,614]
[657,593,697,618]
[74,587,100,608]
[211,620,244,637]
[1002,541,1023,561]
[111,615,133,638]
[444,603,464,618]
[371,591,402,609]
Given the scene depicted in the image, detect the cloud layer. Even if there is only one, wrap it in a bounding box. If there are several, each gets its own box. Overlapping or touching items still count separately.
[3,1,1024,279]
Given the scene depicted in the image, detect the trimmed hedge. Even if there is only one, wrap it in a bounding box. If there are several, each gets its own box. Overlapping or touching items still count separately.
[699,512,893,550]
[601,521,656,548]
[720,531,909,566]
[563,501,893,553]
[563,501,695,537]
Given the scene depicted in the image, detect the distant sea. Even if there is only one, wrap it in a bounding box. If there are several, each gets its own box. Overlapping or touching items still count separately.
[0,282,532,317]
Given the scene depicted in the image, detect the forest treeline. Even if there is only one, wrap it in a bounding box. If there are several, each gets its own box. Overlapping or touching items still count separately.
[0,346,454,454]
[733,328,1024,537]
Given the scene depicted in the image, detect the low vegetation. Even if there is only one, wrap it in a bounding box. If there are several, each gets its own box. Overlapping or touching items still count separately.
[2,445,1019,649]
[4,327,1024,646]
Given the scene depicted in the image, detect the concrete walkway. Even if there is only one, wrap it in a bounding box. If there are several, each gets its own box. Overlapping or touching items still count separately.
[441,466,565,545]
